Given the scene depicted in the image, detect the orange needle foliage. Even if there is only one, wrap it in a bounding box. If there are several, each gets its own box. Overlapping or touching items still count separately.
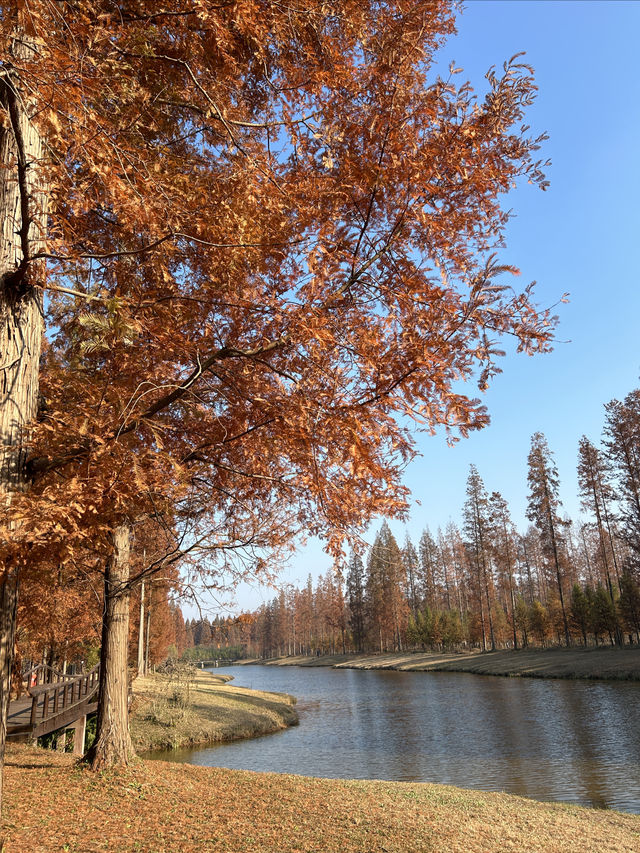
[1,0,556,774]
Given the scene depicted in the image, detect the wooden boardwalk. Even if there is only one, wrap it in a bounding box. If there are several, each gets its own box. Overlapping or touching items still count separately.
[7,664,100,754]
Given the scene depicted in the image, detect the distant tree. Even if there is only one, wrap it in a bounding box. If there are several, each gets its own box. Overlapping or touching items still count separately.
[366,524,407,652]
[489,491,519,649]
[604,392,640,561]
[570,583,590,646]
[618,571,640,643]
[402,537,420,618]
[577,437,621,602]
[346,552,366,653]
[172,607,188,656]
[514,596,530,647]
[418,528,439,610]
[463,465,495,651]
[591,584,618,646]
[528,599,550,646]
[526,433,571,646]
[439,609,463,648]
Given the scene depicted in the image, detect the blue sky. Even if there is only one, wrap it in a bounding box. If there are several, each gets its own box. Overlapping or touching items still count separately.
[208,1,640,614]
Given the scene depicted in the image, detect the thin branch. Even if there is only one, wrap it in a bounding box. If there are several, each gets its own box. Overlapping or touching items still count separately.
[33,232,306,263]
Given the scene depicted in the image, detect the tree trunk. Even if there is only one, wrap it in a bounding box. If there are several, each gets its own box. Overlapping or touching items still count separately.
[85,523,135,769]
[0,34,47,816]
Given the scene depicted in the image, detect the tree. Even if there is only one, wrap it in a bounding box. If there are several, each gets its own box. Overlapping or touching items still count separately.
[0,24,48,808]
[366,524,407,652]
[418,527,439,610]
[402,536,420,618]
[489,491,519,649]
[604,392,640,560]
[577,437,621,591]
[346,552,366,653]
[528,599,550,646]
[570,583,590,646]
[526,433,571,646]
[591,584,618,646]
[463,465,495,651]
[618,571,640,643]
[1,0,555,790]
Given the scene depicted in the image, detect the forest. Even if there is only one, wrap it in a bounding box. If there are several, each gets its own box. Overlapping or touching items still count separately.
[190,389,640,658]
[24,384,640,678]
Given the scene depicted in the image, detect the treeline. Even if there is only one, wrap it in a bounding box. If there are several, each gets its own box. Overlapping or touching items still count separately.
[246,388,640,657]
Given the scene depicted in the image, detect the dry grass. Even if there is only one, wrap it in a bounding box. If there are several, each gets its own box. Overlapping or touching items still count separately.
[258,646,640,681]
[3,744,639,852]
[130,668,298,753]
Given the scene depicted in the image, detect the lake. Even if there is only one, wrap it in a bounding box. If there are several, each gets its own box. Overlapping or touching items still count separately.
[149,664,640,813]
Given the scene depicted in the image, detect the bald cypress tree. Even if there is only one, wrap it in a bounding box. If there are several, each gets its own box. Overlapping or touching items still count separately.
[604,392,640,562]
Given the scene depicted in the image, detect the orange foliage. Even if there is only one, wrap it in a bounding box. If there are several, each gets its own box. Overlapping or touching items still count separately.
[3,1,556,607]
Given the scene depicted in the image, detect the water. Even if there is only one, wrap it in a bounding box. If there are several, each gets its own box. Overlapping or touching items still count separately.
[148,664,640,813]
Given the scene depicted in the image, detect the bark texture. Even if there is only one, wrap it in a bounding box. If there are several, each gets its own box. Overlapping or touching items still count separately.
[86,523,135,769]
[0,35,47,814]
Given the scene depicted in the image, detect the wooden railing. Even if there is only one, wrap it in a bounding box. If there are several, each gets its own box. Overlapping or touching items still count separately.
[27,664,100,729]
[22,663,76,691]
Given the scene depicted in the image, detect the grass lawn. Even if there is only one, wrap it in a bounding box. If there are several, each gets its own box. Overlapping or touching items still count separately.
[130,669,298,753]
[3,744,639,852]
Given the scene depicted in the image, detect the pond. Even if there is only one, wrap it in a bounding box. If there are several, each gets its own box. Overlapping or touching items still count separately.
[148,664,640,813]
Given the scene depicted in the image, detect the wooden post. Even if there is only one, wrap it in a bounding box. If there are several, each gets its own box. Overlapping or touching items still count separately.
[72,715,86,756]
[137,580,145,676]
[145,607,151,674]
[56,729,66,752]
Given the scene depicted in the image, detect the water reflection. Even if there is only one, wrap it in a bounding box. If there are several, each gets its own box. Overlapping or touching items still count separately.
[146,665,640,813]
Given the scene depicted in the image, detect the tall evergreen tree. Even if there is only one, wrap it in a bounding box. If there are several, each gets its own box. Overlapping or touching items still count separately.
[526,432,571,646]
[346,552,366,652]
[462,465,495,651]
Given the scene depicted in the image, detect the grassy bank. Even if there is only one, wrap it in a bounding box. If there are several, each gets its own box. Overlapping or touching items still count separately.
[130,669,298,753]
[255,646,640,681]
[3,744,639,852]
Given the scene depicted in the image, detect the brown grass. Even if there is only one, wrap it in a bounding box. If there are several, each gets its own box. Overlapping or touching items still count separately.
[257,646,640,681]
[3,744,639,852]
[130,668,298,753]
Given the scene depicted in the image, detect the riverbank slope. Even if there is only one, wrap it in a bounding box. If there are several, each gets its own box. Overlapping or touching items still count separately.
[4,744,639,852]
[254,646,640,680]
[130,669,298,752]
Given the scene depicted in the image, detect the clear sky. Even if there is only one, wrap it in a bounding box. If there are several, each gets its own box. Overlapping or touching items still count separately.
[200,1,640,615]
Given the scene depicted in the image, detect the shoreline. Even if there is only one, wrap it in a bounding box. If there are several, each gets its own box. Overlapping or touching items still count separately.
[130,669,298,753]
[245,645,640,681]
